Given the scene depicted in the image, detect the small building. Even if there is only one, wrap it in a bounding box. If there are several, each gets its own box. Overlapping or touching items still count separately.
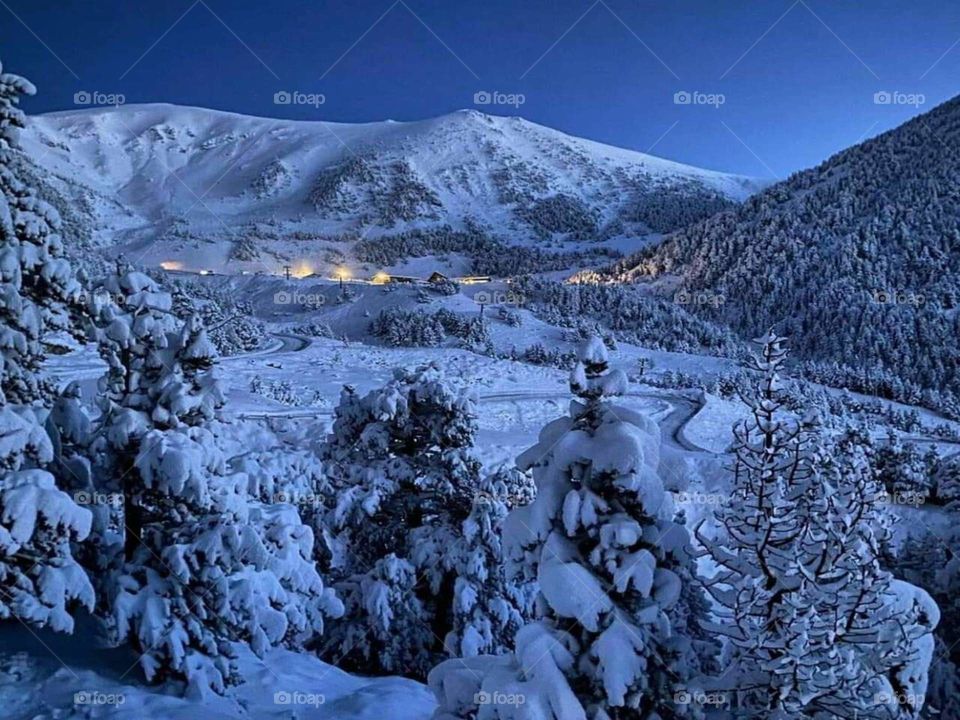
[371,272,419,285]
[428,271,450,284]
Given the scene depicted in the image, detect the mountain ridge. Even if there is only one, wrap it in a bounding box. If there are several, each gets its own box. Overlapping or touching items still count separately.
[18,103,765,276]
[596,93,960,416]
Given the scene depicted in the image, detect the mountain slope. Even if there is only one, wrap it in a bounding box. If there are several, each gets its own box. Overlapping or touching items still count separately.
[19,104,763,275]
[601,95,960,415]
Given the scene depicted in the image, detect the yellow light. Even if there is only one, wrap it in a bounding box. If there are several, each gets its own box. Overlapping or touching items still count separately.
[335,266,351,280]
[371,271,391,285]
[291,260,314,279]
[160,260,183,271]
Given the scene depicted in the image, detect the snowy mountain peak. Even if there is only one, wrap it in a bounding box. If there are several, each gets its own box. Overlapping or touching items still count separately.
[20,103,766,274]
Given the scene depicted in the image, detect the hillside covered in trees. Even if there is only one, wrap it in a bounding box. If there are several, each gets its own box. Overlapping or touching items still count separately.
[600,95,960,416]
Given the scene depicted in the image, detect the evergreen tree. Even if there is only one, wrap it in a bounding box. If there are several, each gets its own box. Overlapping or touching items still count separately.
[0,56,93,634]
[431,336,700,719]
[318,363,526,677]
[892,525,960,719]
[87,273,341,694]
[437,472,534,660]
[696,332,937,719]
[875,438,933,501]
[112,422,342,696]
[934,454,960,508]
[85,264,180,560]
[0,63,84,405]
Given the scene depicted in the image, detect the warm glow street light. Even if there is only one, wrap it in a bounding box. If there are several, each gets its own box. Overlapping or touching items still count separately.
[335,266,351,290]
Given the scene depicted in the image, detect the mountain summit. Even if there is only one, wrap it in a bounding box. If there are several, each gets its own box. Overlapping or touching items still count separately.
[19,103,762,272]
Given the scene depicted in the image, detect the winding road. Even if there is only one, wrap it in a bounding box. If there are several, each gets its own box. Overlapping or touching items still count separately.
[52,330,960,460]
[228,334,713,455]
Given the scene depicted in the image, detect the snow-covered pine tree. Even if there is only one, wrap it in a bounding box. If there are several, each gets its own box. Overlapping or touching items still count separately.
[891,528,960,719]
[427,471,534,661]
[85,263,180,560]
[0,62,84,405]
[88,264,177,437]
[430,336,699,719]
[696,331,937,719]
[934,454,960,508]
[106,309,341,695]
[113,423,342,696]
[318,363,527,677]
[152,313,224,429]
[0,57,93,633]
[876,437,934,502]
[47,380,93,492]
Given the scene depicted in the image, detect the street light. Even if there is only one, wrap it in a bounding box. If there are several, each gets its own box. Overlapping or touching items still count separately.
[335,266,350,291]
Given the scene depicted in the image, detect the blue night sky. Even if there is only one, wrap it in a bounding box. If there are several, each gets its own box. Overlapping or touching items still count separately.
[1,0,957,177]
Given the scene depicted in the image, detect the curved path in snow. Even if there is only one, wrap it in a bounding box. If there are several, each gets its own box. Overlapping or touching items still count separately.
[221,331,313,360]
[158,330,960,459]
[235,388,711,455]
[50,332,309,382]
[229,335,713,453]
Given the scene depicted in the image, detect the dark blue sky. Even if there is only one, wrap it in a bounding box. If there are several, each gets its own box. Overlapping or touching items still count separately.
[1,0,957,177]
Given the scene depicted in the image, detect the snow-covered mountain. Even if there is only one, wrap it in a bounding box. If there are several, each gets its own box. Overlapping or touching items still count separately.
[594,94,960,417]
[19,103,763,275]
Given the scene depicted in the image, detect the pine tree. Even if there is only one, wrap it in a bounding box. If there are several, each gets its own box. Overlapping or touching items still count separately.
[431,336,700,719]
[87,275,341,694]
[892,523,960,719]
[0,56,93,634]
[934,454,960,508]
[876,438,933,502]
[152,313,224,429]
[47,380,93,492]
[437,472,534,660]
[0,63,84,405]
[86,264,180,560]
[696,331,936,719]
[112,420,342,696]
[318,363,527,677]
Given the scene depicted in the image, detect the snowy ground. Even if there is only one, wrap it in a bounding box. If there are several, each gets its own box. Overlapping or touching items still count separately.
[35,278,960,720]
[37,316,736,719]
[0,622,433,720]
